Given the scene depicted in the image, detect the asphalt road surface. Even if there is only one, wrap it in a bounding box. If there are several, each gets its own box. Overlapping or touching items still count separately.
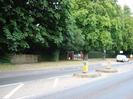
[0,63,103,85]
[0,61,132,85]
[36,69,133,99]
[0,61,133,99]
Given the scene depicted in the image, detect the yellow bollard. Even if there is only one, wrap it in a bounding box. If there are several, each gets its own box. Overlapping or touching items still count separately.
[82,61,88,73]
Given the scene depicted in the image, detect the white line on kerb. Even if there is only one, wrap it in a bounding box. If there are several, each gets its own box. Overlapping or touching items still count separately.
[3,83,24,99]
[53,78,59,88]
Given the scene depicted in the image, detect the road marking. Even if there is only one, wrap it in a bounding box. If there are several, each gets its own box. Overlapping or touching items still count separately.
[16,93,44,99]
[3,83,24,99]
[0,83,22,88]
[47,74,71,80]
[53,78,59,88]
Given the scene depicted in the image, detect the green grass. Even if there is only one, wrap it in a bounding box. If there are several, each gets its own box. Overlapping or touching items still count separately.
[0,59,113,72]
[0,64,18,72]
[0,60,82,72]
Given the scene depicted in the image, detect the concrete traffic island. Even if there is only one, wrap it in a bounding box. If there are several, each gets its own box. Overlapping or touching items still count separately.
[95,61,118,73]
[73,61,101,78]
[73,72,101,78]
[95,67,118,73]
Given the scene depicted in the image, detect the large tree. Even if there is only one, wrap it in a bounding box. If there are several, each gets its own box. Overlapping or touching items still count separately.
[122,5,133,53]
[72,0,119,59]
[0,0,83,60]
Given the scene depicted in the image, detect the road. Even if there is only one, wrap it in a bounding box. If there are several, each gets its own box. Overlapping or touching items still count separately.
[0,63,103,85]
[36,69,133,99]
[0,61,133,99]
[0,61,132,85]
[0,67,80,85]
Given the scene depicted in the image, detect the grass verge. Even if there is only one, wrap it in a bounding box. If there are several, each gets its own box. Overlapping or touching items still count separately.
[0,58,112,72]
[0,61,82,72]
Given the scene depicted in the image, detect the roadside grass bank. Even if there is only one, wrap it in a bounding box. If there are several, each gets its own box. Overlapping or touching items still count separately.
[0,61,82,72]
[0,58,114,72]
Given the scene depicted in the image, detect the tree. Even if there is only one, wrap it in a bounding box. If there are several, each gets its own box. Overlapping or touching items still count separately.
[72,0,116,59]
[0,0,83,61]
[122,6,133,53]
[0,0,49,52]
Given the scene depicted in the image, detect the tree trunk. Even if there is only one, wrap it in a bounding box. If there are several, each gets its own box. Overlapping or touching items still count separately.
[83,52,88,60]
[52,49,60,61]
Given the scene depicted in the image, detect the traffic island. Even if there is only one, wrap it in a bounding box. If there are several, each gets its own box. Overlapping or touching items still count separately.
[95,67,118,73]
[73,72,101,78]
[95,60,118,73]
[73,61,101,78]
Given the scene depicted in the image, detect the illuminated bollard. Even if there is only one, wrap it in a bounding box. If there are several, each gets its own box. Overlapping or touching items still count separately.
[82,61,88,73]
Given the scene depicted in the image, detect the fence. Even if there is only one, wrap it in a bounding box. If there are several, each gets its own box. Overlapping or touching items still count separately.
[11,54,38,64]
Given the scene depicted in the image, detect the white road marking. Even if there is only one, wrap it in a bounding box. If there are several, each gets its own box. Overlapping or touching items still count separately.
[53,78,59,88]
[47,74,71,80]
[3,83,24,99]
[16,93,44,99]
[0,82,22,88]
[0,74,70,98]
[0,75,70,88]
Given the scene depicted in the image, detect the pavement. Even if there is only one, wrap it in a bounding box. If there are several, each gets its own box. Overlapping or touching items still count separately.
[0,60,133,99]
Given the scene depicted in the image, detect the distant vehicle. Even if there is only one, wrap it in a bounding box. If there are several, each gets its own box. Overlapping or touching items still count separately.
[116,55,129,62]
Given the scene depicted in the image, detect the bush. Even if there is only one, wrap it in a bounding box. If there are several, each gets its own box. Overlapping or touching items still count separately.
[0,55,11,63]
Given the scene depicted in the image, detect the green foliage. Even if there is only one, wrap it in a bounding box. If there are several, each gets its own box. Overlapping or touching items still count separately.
[72,0,133,55]
[122,6,133,51]
[72,0,116,53]
[0,0,133,61]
